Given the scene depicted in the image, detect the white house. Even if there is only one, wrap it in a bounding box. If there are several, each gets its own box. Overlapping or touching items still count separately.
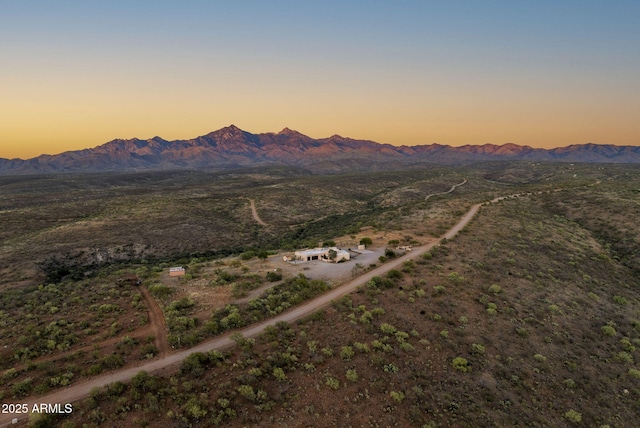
[294,247,350,263]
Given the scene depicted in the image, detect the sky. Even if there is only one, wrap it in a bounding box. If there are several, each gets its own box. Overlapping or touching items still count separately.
[1,1,639,159]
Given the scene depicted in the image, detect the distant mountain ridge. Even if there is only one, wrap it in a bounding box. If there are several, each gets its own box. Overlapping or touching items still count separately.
[2,125,640,174]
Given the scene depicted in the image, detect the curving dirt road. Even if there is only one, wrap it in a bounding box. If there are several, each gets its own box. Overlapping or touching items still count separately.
[425,179,467,201]
[0,185,492,427]
[249,198,268,226]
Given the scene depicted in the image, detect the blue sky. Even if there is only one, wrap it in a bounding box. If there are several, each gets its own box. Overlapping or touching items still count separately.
[1,1,639,158]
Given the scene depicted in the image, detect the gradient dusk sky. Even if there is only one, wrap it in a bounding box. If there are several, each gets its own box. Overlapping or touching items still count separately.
[2,1,639,159]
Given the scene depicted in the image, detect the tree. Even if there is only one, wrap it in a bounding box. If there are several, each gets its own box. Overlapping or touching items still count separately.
[360,237,373,246]
[328,249,337,261]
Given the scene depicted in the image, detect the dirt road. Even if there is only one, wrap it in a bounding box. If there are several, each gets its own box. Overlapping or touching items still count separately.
[139,286,170,357]
[249,198,268,226]
[425,179,467,201]
[0,192,492,427]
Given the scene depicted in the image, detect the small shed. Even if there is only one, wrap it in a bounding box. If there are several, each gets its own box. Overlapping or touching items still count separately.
[169,266,186,277]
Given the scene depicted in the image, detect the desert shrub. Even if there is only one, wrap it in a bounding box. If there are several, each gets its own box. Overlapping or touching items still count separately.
[325,376,340,390]
[346,369,358,382]
[486,302,497,315]
[321,347,334,357]
[237,384,256,401]
[380,323,397,334]
[272,367,287,382]
[400,342,415,352]
[383,363,399,373]
[452,357,471,372]
[613,295,629,305]
[534,354,547,363]
[340,346,355,361]
[615,351,633,364]
[11,377,33,398]
[216,270,237,283]
[390,391,405,402]
[602,325,617,337]
[433,285,446,295]
[487,284,502,294]
[354,342,370,353]
[266,271,282,282]
[148,284,174,299]
[167,296,195,312]
[101,353,125,369]
[140,344,159,359]
[85,363,102,376]
[563,409,582,423]
[620,338,636,352]
[387,270,403,280]
[447,272,465,283]
[471,343,485,355]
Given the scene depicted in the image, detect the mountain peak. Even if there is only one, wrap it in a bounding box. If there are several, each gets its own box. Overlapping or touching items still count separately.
[278,127,298,135]
[220,124,243,133]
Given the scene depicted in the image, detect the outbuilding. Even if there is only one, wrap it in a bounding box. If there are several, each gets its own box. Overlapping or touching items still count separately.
[169,266,186,277]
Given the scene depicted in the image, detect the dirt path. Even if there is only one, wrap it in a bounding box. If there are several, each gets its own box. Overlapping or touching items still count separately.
[0,186,497,427]
[139,286,170,357]
[249,198,268,226]
[425,179,467,201]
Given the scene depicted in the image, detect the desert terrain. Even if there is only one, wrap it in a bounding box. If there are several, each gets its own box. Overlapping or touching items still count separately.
[1,163,639,426]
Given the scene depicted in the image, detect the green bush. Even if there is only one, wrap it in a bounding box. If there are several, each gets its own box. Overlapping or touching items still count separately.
[534,354,547,363]
[628,368,640,379]
[346,369,358,382]
[487,284,502,294]
[266,271,282,282]
[390,390,405,402]
[471,343,485,355]
[340,346,355,361]
[272,367,287,382]
[325,376,340,390]
[602,325,617,337]
[563,409,582,423]
[452,357,471,372]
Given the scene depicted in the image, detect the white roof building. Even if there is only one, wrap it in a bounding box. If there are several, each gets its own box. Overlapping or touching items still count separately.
[294,247,350,263]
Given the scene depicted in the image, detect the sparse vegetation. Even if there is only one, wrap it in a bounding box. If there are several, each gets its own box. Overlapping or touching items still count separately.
[2,164,640,427]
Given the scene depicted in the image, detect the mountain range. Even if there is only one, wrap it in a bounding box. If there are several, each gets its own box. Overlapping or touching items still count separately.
[2,125,640,174]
